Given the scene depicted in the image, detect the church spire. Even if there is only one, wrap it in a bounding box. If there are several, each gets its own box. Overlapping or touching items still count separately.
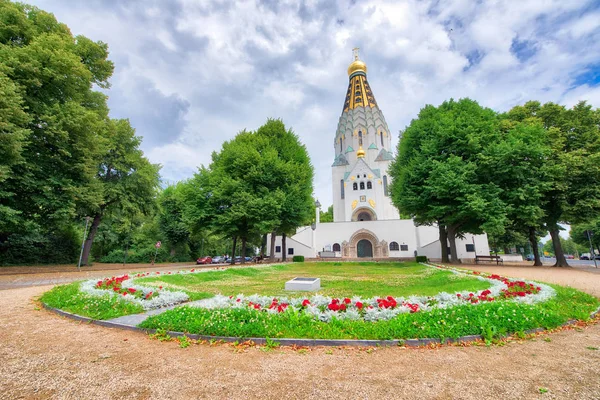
[342,49,378,112]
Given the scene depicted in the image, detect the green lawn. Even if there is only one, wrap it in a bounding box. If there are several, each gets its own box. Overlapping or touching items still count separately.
[135,261,491,299]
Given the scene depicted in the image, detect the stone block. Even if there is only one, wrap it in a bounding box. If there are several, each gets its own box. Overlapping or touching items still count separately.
[285,277,321,291]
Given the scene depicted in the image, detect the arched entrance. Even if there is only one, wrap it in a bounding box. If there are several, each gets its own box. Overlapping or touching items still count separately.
[343,229,388,258]
[357,239,373,257]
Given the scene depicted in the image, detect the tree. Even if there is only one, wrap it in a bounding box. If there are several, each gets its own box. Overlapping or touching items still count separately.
[505,101,600,267]
[482,116,552,266]
[319,205,333,223]
[80,119,160,265]
[390,99,507,263]
[571,221,600,256]
[0,1,115,263]
[158,183,191,259]
[254,120,314,261]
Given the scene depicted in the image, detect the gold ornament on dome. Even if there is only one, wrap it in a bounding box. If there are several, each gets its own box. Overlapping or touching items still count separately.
[350,176,355,181]
[351,200,358,210]
[357,146,365,158]
[369,199,376,208]
[348,48,367,76]
[368,174,373,179]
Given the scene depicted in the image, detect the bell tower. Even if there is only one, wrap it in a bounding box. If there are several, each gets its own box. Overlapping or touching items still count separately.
[331,49,399,222]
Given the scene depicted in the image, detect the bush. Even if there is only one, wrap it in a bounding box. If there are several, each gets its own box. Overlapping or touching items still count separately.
[292,255,305,262]
[99,246,192,264]
[416,255,428,263]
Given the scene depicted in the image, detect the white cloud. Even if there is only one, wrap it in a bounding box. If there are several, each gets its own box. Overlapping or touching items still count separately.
[26,0,600,209]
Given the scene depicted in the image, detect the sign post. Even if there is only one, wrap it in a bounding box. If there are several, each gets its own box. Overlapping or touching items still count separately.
[152,241,161,265]
[586,231,597,268]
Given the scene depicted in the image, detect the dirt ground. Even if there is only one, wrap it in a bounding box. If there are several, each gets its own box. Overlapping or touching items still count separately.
[0,264,599,399]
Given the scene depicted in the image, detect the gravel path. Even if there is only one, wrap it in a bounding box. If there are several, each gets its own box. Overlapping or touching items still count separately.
[0,265,599,399]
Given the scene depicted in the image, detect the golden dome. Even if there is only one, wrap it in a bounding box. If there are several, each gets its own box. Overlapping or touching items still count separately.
[347,47,367,76]
[357,145,365,158]
[347,59,367,76]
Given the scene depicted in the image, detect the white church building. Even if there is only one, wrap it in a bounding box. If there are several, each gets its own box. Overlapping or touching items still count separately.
[268,50,490,261]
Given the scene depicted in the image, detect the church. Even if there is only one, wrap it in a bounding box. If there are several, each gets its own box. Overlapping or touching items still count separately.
[268,50,490,261]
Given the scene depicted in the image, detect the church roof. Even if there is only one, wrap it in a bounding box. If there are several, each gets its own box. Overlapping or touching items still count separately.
[332,153,350,167]
[341,49,378,113]
[375,148,394,161]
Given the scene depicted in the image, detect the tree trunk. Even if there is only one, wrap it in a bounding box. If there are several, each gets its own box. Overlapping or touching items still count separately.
[270,231,277,261]
[528,227,543,266]
[549,229,570,267]
[240,237,247,264]
[282,233,287,262]
[261,234,267,259]
[447,224,461,264]
[81,213,102,266]
[230,236,237,265]
[438,223,449,263]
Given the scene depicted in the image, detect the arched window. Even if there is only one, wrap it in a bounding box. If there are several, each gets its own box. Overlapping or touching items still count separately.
[340,179,345,199]
[389,242,400,251]
[353,182,358,190]
[360,181,365,190]
[367,181,372,189]
[380,131,384,146]
[358,131,363,146]
[383,175,389,196]
[333,243,341,252]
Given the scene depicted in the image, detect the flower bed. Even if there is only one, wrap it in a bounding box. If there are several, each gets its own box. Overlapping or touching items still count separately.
[80,273,189,310]
[186,264,555,322]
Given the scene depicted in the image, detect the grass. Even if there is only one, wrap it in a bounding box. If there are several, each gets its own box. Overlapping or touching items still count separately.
[139,285,600,340]
[135,261,491,298]
[39,282,144,320]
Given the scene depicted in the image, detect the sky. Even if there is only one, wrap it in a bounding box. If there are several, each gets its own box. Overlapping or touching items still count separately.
[26,0,600,219]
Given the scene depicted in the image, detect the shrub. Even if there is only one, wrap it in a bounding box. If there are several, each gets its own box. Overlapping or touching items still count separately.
[416,255,428,263]
[292,255,305,262]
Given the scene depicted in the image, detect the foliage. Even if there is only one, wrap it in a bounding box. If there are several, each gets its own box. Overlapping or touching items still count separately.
[570,220,600,254]
[415,256,427,263]
[292,255,305,262]
[505,101,600,266]
[319,205,334,223]
[389,99,507,262]
[542,238,586,257]
[139,284,598,340]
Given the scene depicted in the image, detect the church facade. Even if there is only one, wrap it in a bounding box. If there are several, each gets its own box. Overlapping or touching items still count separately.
[268,50,490,261]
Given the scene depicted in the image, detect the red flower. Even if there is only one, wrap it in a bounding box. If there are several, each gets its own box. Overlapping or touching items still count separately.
[343,298,351,304]
[236,298,241,302]
[356,301,363,309]
[191,269,195,272]
[156,271,160,275]
[113,287,119,292]
[302,299,311,307]
[456,293,461,297]
[159,286,163,290]
[128,288,136,294]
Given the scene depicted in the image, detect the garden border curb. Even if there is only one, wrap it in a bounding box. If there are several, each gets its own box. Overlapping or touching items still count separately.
[42,303,600,348]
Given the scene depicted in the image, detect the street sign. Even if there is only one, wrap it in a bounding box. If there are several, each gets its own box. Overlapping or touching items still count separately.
[155,241,161,249]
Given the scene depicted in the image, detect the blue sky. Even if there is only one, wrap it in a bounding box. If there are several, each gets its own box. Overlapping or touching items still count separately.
[26,0,600,221]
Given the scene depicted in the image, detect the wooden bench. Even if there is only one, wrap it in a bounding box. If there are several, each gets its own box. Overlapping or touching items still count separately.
[475,255,503,265]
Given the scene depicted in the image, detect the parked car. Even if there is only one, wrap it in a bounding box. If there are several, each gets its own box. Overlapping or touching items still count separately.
[580,253,591,260]
[211,256,225,264]
[565,254,575,259]
[526,254,535,261]
[196,256,212,265]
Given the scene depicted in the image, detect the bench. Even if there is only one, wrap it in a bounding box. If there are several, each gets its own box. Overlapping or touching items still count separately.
[475,255,503,265]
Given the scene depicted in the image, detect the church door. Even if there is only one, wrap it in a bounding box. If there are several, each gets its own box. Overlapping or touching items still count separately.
[357,239,373,258]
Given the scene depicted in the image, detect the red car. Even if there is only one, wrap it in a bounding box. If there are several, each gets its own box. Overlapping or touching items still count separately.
[196,256,212,265]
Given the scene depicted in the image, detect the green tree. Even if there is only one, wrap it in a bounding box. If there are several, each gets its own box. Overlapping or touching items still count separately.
[0,1,115,263]
[571,221,600,256]
[254,119,314,262]
[390,99,507,263]
[505,101,600,267]
[158,183,192,260]
[80,119,160,265]
[319,205,333,223]
[483,116,552,266]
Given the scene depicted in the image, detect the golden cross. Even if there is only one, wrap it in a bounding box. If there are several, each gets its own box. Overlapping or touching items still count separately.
[352,47,360,61]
